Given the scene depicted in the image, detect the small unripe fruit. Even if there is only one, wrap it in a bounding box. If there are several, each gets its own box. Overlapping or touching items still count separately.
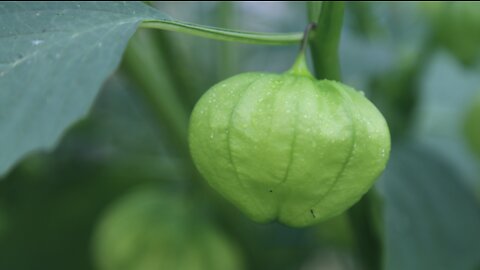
[189,54,390,227]
[93,188,244,270]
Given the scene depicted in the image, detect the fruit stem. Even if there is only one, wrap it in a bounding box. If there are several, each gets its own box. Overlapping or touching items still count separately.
[300,22,317,55]
[286,23,316,78]
[287,53,313,78]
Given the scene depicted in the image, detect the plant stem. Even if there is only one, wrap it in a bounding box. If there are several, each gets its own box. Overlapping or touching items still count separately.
[308,2,382,270]
[348,190,383,270]
[308,1,344,81]
[299,23,317,55]
[121,30,190,158]
[307,1,322,23]
[122,30,206,194]
[287,23,317,78]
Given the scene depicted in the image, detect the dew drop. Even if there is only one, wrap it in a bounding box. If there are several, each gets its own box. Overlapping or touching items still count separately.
[31,39,44,46]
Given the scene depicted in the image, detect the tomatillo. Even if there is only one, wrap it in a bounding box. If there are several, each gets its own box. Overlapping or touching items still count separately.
[189,54,390,227]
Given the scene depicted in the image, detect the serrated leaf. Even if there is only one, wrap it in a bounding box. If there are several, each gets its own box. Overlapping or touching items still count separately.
[377,142,480,270]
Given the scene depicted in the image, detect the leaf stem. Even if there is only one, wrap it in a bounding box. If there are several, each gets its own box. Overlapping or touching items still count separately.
[140,20,303,45]
[121,30,190,157]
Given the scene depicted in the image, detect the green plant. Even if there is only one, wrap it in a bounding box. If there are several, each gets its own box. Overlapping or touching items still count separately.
[2,2,480,270]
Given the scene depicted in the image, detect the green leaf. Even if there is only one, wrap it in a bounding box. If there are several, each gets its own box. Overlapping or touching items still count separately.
[378,141,480,270]
[0,2,303,177]
[0,2,168,176]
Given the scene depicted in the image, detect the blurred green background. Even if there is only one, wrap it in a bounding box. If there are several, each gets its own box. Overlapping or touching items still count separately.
[1,2,480,270]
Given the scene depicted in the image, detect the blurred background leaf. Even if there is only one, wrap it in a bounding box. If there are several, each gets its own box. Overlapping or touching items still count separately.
[377,141,480,270]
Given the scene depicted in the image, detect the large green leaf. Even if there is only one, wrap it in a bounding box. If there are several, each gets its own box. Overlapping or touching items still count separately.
[0,2,167,176]
[0,2,303,177]
[378,142,480,270]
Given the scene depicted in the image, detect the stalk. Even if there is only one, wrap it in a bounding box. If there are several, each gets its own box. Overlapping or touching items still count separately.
[308,2,382,270]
